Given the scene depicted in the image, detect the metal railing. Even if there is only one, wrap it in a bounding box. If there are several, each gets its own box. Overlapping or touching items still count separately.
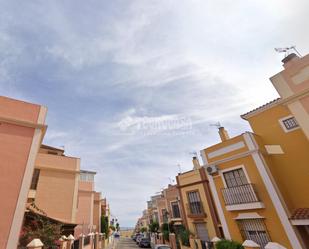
[84,235,90,246]
[186,202,205,216]
[221,184,260,205]
[73,239,80,249]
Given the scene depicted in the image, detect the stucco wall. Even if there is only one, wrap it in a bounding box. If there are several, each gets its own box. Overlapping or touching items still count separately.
[0,96,45,249]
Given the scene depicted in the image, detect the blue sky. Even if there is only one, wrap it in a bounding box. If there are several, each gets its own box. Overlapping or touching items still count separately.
[1,0,308,227]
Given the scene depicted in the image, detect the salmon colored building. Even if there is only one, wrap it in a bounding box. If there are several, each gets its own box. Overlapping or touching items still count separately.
[93,192,105,233]
[28,145,80,225]
[75,170,97,235]
[0,96,47,249]
[162,185,183,227]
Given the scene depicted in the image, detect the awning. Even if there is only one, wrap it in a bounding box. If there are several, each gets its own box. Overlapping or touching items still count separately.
[234,212,264,220]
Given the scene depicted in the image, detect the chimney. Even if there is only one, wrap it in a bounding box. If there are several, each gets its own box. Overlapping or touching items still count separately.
[192,156,201,170]
[281,53,300,69]
[218,127,229,142]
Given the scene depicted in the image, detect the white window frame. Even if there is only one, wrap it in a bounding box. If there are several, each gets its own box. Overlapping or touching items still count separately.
[219,165,251,188]
[279,115,300,133]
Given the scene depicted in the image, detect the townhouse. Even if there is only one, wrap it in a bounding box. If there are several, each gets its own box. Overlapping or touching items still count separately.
[176,157,222,243]
[0,95,110,247]
[75,170,101,235]
[199,52,309,249]
[0,96,47,249]
[28,144,80,226]
[162,185,183,229]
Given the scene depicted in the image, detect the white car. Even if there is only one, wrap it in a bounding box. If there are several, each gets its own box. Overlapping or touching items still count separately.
[154,245,171,249]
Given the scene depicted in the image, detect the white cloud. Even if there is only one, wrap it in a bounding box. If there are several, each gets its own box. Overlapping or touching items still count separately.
[1,0,308,227]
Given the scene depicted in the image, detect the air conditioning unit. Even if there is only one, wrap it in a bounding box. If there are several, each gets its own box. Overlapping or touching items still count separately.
[206,165,218,175]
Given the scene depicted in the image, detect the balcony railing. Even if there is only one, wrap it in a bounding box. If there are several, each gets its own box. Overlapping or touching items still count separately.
[221,183,260,206]
[186,202,206,218]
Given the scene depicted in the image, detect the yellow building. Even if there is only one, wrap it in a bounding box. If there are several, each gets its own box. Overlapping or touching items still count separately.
[176,158,223,243]
[199,53,309,249]
[270,53,309,140]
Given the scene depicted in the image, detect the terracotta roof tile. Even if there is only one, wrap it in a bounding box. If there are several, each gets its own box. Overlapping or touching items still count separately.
[241,98,281,120]
[290,208,309,220]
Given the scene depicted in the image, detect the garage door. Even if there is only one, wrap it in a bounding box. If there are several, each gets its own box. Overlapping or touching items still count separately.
[195,223,209,241]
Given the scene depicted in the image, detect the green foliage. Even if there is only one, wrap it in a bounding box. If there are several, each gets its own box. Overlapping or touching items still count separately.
[179,229,190,247]
[116,222,120,231]
[161,223,169,232]
[216,239,244,249]
[109,225,116,231]
[19,202,62,248]
[162,230,169,241]
[140,227,148,233]
[149,221,159,233]
[101,216,109,237]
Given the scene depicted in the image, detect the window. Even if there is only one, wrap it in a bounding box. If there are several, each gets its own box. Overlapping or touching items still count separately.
[80,172,94,182]
[171,201,181,218]
[223,168,248,188]
[279,116,299,132]
[282,117,298,130]
[188,191,203,214]
[162,209,168,223]
[237,219,270,248]
[195,223,209,242]
[30,169,40,190]
[153,212,159,222]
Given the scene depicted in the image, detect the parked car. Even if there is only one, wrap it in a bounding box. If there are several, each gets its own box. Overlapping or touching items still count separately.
[133,233,139,241]
[154,245,171,249]
[114,231,120,238]
[139,238,151,248]
[136,234,143,244]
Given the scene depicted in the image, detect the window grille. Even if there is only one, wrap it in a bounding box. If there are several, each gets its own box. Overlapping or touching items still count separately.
[282,117,298,130]
[171,201,181,218]
[223,168,248,188]
[237,219,270,248]
[188,191,203,214]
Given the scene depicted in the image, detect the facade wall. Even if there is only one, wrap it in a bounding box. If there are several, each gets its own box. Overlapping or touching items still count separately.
[34,163,79,222]
[75,171,96,236]
[270,54,309,139]
[177,169,220,241]
[93,192,102,232]
[0,96,46,249]
[164,185,183,223]
[246,104,309,212]
[156,197,168,225]
[201,132,305,248]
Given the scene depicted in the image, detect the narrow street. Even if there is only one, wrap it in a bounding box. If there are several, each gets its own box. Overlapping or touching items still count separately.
[115,238,140,249]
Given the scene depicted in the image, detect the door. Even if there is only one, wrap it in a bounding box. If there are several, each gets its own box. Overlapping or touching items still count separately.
[195,223,209,241]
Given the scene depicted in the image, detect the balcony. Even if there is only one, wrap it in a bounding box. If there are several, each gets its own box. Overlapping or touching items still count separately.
[186,202,207,218]
[221,184,264,211]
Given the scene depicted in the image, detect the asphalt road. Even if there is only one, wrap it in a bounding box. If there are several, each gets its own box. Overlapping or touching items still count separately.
[116,238,140,249]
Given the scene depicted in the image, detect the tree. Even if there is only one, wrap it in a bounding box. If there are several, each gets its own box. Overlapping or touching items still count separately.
[116,222,120,231]
[148,221,159,233]
[19,202,62,248]
[109,225,116,231]
[216,239,244,249]
[161,223,170,242]
[101,216,109,237]
[140,227,147,233]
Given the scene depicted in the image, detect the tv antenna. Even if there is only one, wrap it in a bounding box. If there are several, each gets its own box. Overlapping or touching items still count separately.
[189,151,198,157]
[177,164,182,174]
[210,122,221,129]
[274,46,301,57]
